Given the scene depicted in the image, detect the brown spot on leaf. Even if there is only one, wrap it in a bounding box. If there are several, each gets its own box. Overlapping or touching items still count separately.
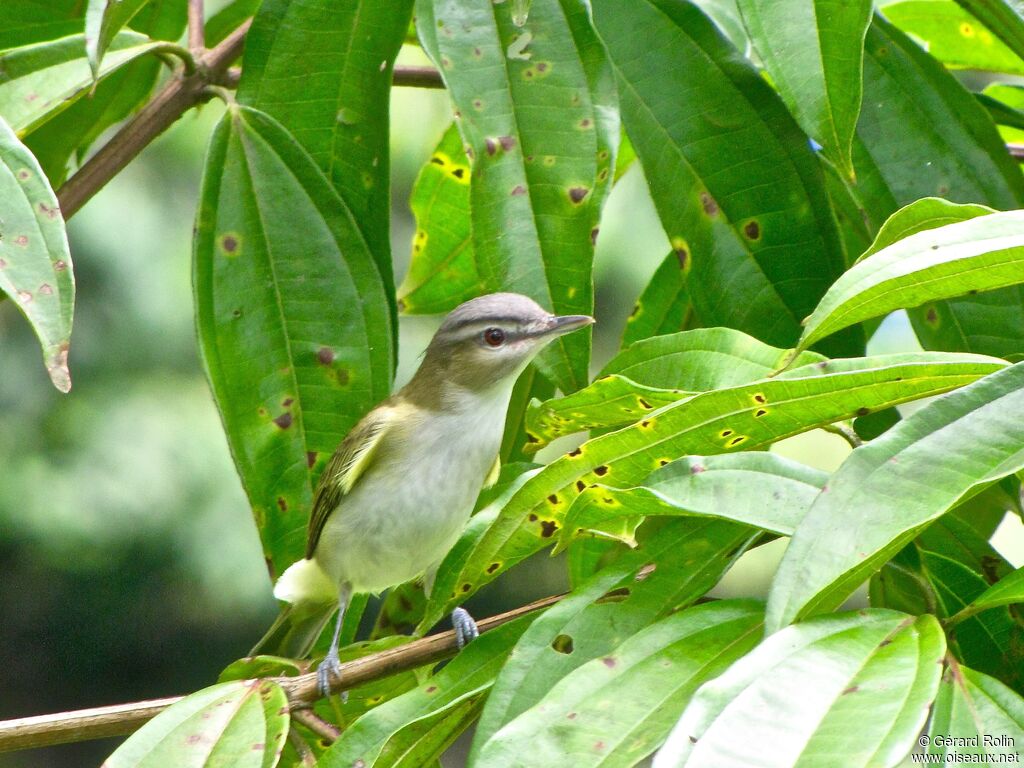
[843,685,859,695]
[753,393,766,404]
[461,583,471,592]
[568,186,589,204]
[638,398,653,409]
[690,463,706,474]
[575,480,587,492]
[700,192,719,216]
[14,235,28,247]
[659,459,669,466]
[317,347,335,365]
[528,513,538,522]
[17,290,31,303]
[277,497,287,511]
[486,562,501,574]
[754,408,767,418]
[220,234,239,253]
[273,412,293,429]
[547,494,561,505]
[594,465,609,476]
[591,227,599,245]
[38,283,52,295]
[676,248,689,269]
[307,451,318,468]
[601,657,616,668]
[539,520,559,538]
[430,155,444,165]
[485,137,497,155]
[744,221,761,240]
[511,184,526,196]
[536,62,548,72]
[856,407,870,417]
[579,118,592,129]
[452,167,466,179]
[426,685,438,693]
[925,306,939,326]
[54,259,67,271]
[568,447,582,457]
[499,135,516,150]
[282,397,293,407]
[37,202,57,219]
[0,259,6,269]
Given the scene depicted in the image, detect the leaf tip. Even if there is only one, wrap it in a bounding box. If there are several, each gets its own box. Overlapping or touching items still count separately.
[46,344,71,393]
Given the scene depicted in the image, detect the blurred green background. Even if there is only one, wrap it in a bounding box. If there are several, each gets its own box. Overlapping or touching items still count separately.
[2,44,1022,768]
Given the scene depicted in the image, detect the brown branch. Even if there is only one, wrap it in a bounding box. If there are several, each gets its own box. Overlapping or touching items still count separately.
[1009,143,1024,161]
[290,709,340,743]
[0,593,561,754]
[188,0,205,52]
[56,20,251,219]
[393,65,444,89]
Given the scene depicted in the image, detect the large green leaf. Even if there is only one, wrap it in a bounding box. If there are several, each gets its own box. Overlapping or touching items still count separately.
[557,453,828,551]
[471,519,756,758]
[319,615,536,768]
[193,105,393,575]
[736,0,871,178]
[476,601,764,768]
[768,361,1024,632]
[926,663,1024,762]
[85,0,150,76]
[422,352,1003,626]
[417,0,618,392]
[102,680,289,768]
[654,611,944,767]
[0,32,168,135]
[206,0,261,47]
[851,15,1024,360]
[0,116,74,392]
[397,123,483,314]
[885,0,1024,74]
[239,0,412,332]
[621,250,692,347]
[795,204,1024,354]
[592,0,859,356]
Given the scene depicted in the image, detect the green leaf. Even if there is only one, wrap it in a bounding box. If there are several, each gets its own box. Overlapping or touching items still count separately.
[884,0,1024,74]
[239,0,413,334]
[927,663,1024,761]
[523,375,693,453]
[193,105,393,575]
[795,203,1024,354]
[475,601,764,768]
[599,328,824,390]
[425,352,1003,624]
[855,197,995,264]
[767,361,1024,633]
[0,116,74,392]
[319,615,537,768]
[592,0,859,357]
[85,0,150,76]
[622,250,692,347]
[737,0,871,179]
[558,453,828,551]
[0,32,167,136]
[852,15,1024,360]
[655,611,945,767]
[102,680,289,768]
[956,566,1024,622]
[397,123,484,314]
[471,519,756,758]
[417,0,619,392]
[984,83,1024,144]
[952,0,1024,67]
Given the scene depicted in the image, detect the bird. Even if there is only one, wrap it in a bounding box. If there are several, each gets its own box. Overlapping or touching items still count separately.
[250,292,594,696]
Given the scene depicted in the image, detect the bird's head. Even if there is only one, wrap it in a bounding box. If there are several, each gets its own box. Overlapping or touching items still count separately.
[405,293,593,403]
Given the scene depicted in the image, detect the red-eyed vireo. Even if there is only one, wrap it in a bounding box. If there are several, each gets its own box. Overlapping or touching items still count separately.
[251,293,594,695]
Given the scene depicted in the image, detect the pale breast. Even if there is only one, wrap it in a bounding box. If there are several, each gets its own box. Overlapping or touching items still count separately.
[314,392,508,594]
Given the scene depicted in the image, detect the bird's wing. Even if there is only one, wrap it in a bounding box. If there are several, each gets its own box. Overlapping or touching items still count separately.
[305,405,395,558]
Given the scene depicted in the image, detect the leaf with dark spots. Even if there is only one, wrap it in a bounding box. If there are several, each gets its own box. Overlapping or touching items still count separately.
[551,634,575,654]
[743,220,761,240]
[539,520,559,538]
[417,0,618,393]
[194,106,393,575]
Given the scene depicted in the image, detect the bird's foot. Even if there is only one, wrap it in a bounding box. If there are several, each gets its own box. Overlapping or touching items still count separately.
[452,607,479,650]
[316,651,346,701]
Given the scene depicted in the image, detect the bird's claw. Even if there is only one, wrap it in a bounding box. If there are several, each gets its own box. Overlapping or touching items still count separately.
[452,607,479,650]
[316,651,345,700]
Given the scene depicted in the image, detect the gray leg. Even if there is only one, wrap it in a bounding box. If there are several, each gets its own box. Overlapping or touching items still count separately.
[451,607,479,649]
[316,582,352,698]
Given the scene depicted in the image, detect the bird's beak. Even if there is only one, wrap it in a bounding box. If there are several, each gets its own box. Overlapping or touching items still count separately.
[533,314,595,338]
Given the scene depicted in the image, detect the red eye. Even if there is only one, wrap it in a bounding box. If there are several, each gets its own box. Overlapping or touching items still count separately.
[483,327,506,347]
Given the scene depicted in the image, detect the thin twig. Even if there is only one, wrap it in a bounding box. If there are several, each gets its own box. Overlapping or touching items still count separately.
[393,65,444,89]
[290,709,340,744]
[822,422,863,449]
[0,593,562,754]
[188,0,206,52]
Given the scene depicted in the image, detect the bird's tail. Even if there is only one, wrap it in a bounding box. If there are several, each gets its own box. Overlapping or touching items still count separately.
[250,558,337,659]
